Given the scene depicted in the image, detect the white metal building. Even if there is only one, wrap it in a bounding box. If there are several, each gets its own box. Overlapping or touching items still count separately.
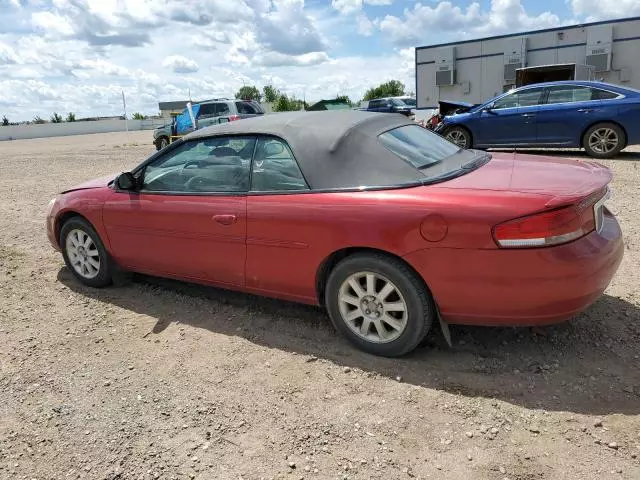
[415,16,640,110]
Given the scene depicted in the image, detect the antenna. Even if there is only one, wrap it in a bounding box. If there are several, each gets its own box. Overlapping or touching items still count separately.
[121,90,129,165]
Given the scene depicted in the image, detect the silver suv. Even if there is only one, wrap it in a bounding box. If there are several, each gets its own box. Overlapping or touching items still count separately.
[153,98,265,150]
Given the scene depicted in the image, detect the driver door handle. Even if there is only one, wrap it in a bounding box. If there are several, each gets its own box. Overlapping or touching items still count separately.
[577,108,594,113]
[213,214,237,226]
[521,113,536,118]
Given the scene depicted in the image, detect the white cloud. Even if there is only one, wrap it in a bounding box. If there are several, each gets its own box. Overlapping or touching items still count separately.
[256,0,326,55]
[331,0,393,14]
[257,51,330,67]
[569,0,640,20]
[357,12,374,36]
[76,59,130,76]
[332,0,362,15]
[378,0,560,46]
[31,10,75,35]
[162,55,200,73]
[0,43,20,65]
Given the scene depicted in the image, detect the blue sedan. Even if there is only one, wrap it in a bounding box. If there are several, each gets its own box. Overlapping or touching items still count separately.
[434,81,640,158]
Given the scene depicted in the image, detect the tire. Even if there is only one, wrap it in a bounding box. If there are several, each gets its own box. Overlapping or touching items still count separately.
[156,137,169,151]
[444,126,471,149]
[325,253,434,357]
[60,217,112,288]
[583,123,625,159]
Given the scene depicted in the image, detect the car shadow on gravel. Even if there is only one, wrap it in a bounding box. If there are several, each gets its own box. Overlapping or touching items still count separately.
[58,268,640,416]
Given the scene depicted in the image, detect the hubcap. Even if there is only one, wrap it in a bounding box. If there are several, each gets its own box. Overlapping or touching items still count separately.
[338,272,408,344]
[446,130,467,148]
[588,128,619,154]
[65,229,100,279]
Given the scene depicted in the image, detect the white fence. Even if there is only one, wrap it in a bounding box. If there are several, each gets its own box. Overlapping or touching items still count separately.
[0,118,166,141]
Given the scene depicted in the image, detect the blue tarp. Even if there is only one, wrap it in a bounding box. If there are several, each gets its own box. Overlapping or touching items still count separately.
[175,104,200,135]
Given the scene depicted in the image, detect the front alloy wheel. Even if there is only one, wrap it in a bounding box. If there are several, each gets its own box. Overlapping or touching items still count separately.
[66,229,100,279]
[60,217,112,288]
[445,127,471,149]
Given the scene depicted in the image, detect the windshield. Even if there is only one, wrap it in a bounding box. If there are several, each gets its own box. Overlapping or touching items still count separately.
[379,125,484,180]
[390,98,405,106]
[400,98,416,106]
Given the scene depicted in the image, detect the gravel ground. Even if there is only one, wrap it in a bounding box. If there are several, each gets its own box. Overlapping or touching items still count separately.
[1,131,639,480]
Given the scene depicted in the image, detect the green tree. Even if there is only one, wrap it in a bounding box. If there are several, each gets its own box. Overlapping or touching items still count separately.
[273,94,306,112]
[66,112,76,122]
[50,112,63,123]
[362,80,405,101]
[1,115,8,126]
[335,95,353,106]
[263,85,279,103]
[132,112,146,120]
[33,116,46,124]
[235,85,261,102]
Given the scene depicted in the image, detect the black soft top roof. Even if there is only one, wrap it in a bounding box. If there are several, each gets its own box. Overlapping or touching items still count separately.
[184,110,424,190]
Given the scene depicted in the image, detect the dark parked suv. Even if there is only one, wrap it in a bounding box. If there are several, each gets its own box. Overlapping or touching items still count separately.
[362,97,414,118]
[153,98,265,150]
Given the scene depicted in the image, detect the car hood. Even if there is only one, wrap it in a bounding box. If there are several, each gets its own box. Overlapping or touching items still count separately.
[439,100,479,116]
[435,152,612,206]
[61,173,118,194]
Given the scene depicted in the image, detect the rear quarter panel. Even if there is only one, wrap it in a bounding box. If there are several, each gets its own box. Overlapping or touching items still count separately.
[245,187,551,303]
[616,98,640,144]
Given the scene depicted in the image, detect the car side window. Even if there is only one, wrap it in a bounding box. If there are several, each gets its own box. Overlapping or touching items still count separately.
[593,88,619,100]
[215,103,230,116]
[369,100,380,109]
[250,137,309,192]
[493,88,544,109]
[141,137,255,193]
[546,86,594,104]
[198,103,216,119]
[236,102,257,114]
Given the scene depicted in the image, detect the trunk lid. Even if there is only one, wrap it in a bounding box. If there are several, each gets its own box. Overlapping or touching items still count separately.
[436,152,612,206]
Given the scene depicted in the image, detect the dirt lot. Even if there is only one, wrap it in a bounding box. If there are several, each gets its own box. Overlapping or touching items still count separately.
[1,131,639,480]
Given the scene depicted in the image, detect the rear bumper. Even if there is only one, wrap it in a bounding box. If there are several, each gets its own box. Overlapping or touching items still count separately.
[403,210,623,326]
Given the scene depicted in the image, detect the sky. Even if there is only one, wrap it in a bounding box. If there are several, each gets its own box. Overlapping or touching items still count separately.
[1,0,639,121]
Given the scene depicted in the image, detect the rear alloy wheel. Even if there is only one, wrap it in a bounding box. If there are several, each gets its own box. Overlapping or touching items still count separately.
[583,123,625,159]
[325,253,434,357]
[445,127,471,149]
[60,217,112,288]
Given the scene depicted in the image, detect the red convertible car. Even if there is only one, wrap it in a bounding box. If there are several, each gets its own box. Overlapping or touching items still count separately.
[46,111,623,357]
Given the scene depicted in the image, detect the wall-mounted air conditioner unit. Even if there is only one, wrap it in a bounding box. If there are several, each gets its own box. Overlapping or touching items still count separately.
[586,25,612,72]
[503,37,527,84]
[435,47,455,86]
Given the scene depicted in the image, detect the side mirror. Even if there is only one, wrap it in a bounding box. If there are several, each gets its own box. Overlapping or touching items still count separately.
[482,103,495,112]
[116,172,136,190]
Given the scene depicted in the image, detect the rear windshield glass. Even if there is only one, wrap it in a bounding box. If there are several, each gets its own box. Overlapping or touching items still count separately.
[379,125,461,169]
[378,125,486,182]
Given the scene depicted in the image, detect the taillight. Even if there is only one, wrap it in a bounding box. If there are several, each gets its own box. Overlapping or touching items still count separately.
[493,189,608,248]
[228,115,241,121]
